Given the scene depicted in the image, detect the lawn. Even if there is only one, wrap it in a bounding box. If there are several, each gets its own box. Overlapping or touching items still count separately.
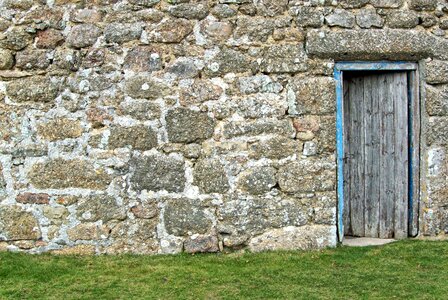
[0,240,447,299]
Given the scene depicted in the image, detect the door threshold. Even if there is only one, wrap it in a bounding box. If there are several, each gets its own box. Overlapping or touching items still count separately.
[342,237,396,247]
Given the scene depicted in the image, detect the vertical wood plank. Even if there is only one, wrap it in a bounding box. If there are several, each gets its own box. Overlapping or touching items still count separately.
[409,70,420,237]
[379,73,395,239]
[364,74,381,237]
[371,75,382,238]
[349,76,365,237]
[394,72,409,239]
[363,75,373,236]
[343,77,352,236]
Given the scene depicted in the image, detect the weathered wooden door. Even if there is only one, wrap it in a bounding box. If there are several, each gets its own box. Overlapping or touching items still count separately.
[343,71,409,239]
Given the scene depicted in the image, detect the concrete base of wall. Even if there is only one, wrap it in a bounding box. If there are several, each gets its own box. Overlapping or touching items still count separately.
[342,237,396,247]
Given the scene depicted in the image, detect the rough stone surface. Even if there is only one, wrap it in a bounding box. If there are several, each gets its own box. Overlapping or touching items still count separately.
[37,119,83,141]
[105,23,142,44]
[193,158,229,194]
[51,245,96,255]
[255,0,288,16]
[288,77,336,115]
[43,206,69,225]
[199,18,234,43]
[307,29,448,60]
[28,159,112,189]
[386,11,419,28]
[339,0,369,8]
[125,76,169,100]
[427,117,448,146]
[249,136,299,159]
[131,154,186,193]
[212,4,237,18]
[0,0,444,254]
[71,9,104,23]
[184,235,219,253]
[108,125,158,150]
[278,157,336,193]
[325,9,355,28]
[228,93,287,119]
[53,48,82,71]
[426,85,448,116]
[248,225,336,252]
[0,28,33,51]
[0,206,41,241]
[0,49,14,70]
[223,119,294,138]
[370,0,403,7]
[16,193,49,205]
[260,44,307,73]
[16,50,51,70]
[6,77,59,103]
[67,24,102,48]
[128,0,160,7]
[180,79,223,105]
[2,0,35,10]
[123,46,162,72]
[77,194,127,222]
[218,197,310,244]
[86,107,112,128]
[168,3,209,20]
[294,7,324,28]
[67,223,108,241]
[163,199,212,236]
[147,18,193,43]
[131,201,158,219]
[426,60,448,84]
[409,0,437,10]
[118,101,161,120]
[107,218,159,254]
[356,9,384,28]
[166,57,201,79]
[238,75,283,95]
[165,108,215,143]
[205,47,253,76]
[293,115,336,153]
[238,166,277,195]
[420,14,438,28]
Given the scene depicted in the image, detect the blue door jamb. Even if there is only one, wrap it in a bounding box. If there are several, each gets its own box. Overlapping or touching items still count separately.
[334,67,344,242]
[334,61,418,242]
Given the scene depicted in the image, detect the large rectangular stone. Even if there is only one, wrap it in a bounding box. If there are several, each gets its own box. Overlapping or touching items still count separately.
[287,77,336,115]
[426,85,448,116]
[37,118,83,141]
[278,156,336,193]
[0,206,41,241]
[426,60,448,84]
[223,119,295,138]
[427,117,448,146]
[370,0,403,8]
[218,197,309,245]
[248,225,337,252]
[131,154,186,193]
[28,159,112,190]
[409,0,437,10]
[259,44,307,73]
[306,29,448,60]
[6,77,59,103]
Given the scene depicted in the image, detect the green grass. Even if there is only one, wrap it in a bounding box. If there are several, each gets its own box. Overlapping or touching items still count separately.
[0,240,447,299]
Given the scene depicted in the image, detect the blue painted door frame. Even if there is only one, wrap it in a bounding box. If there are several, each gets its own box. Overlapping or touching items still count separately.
[334,61,419,242]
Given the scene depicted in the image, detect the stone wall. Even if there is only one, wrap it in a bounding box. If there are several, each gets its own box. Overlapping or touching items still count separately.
[0,0,446,254]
